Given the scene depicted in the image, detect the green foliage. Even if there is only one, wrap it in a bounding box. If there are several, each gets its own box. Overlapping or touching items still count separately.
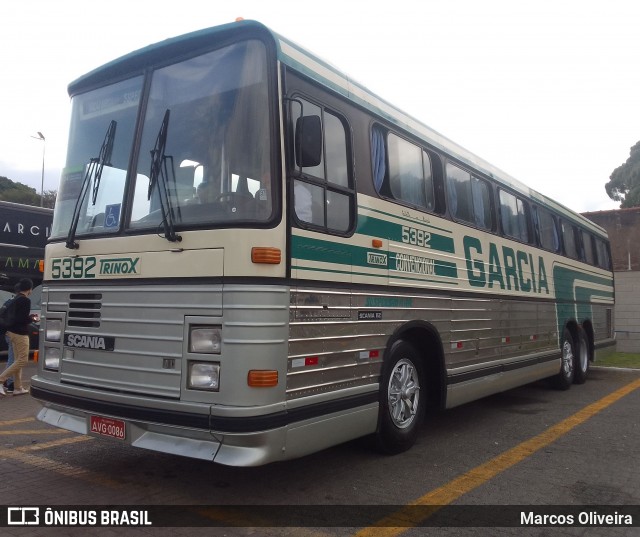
[0,176,56,208]
[596,352,640,369]
[605,141,640,208]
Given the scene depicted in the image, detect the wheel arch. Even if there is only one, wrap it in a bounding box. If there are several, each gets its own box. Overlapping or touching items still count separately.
[563,318,580,348]
[385,320,446,410]
[563,318,594,361]
[580,319,595,362]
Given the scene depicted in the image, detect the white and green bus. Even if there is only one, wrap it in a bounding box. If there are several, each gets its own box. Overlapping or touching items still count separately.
[32,20,615,466]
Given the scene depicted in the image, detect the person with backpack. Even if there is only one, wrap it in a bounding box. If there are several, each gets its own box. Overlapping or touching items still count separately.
[0,278,34,397]
[1,283,20,393]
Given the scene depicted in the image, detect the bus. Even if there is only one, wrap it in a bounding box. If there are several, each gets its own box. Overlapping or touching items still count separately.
[0,200,52,291]
[0,201,52,355]
[31,20,615,466]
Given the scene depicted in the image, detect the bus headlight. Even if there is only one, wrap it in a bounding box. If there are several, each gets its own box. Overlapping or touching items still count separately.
[189,325,221,354]
[46,319,62,342]
[44,347,61,371]
[188,362,220,391]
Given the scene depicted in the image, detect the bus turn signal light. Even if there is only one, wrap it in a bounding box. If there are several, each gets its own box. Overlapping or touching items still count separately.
[251,247,281,264]
[248,370,278,387]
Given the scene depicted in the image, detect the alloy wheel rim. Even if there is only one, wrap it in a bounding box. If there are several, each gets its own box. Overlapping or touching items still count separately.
[562,340,574,377]
[387,358,420,429]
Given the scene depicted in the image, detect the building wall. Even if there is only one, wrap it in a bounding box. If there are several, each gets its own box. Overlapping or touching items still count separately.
[584,208,640,353]
[583,208,640,271]
[612,271,640,352]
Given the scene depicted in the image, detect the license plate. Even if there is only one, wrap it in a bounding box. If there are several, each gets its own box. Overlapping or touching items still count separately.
[89,415,126,440]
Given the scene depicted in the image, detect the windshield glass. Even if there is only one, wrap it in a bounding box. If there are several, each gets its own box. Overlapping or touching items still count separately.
[51,77,142,240]
[52,39,273,241]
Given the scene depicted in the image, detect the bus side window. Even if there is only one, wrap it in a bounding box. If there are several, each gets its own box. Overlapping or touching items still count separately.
[291,97,354,234]
[581,230,596,265]
[595,238,612,270]
[371,126,386,193]
[561,221,579,259]
[499,189,530,243]
[447,163,493,231]
[533,206,560,252]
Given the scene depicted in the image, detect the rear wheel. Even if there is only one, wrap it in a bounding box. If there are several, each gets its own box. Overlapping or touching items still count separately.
[551,327,575,390]
[573,326,590,385]
[375,340,425,454]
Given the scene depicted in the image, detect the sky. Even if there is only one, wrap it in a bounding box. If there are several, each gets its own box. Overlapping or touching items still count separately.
[1,0,638,214]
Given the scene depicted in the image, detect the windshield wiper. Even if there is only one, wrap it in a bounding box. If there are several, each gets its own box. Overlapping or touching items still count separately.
[148,109,181,243]
[66,120,117,249]
[92,121,116,204]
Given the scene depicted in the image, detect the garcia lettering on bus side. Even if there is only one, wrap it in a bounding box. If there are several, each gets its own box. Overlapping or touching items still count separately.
[463,235,549,294]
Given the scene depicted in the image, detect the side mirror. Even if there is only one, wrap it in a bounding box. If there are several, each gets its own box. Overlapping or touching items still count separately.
[295,115,322,168]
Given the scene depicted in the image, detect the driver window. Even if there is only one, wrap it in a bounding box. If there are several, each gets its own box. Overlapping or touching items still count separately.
[291,97,354,234]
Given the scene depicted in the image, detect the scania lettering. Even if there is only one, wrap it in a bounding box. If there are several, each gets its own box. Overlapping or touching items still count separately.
[65,335,107,350]
[31,20,615,466]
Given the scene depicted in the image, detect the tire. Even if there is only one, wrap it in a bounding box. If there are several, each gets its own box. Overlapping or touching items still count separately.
[375,340,425,454]
[551,327,576,390]
[573,326,590,385]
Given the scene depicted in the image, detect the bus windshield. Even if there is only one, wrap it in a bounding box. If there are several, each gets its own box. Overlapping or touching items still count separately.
[51,39,273,241]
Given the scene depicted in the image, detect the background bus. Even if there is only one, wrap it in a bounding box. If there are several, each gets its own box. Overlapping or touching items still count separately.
[31,20,614,466]
[0,201,52,355]
[0,200,51,290]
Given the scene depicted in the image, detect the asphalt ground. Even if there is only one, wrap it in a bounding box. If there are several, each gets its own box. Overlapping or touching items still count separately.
[0,360,638,537]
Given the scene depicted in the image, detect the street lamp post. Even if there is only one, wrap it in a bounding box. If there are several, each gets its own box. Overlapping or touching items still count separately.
[31,131,45,207]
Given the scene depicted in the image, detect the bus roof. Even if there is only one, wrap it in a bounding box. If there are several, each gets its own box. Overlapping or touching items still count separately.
[67,19,607,238]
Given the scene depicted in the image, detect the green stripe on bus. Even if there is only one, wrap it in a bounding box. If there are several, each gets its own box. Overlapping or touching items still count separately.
[356,214,455,253]
[553,265,614,337]
[358,206,453,235]
[292,235,458,281]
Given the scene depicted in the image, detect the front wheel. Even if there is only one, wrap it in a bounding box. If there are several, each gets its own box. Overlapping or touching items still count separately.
[551,327,576,390]
[375,341,425,454]
[573,326,590,385]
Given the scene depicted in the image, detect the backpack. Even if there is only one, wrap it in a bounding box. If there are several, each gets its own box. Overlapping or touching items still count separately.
[0,296,18,334]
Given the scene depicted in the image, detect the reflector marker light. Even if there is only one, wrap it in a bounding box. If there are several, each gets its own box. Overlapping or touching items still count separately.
[501,337,511,344]
[372,239,383,248]
[247,370,278,387]
[251,247,281,264]
[292,356,320,368]
[358,350,380,360]
[451,341,464,350]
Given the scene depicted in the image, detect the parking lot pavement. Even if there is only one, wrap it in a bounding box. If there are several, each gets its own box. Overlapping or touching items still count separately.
[1,361,639,536]
[0,358,37,403]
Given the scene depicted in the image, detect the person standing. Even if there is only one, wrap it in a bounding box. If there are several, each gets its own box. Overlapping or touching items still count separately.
[2,283,20,393]
[0,279,34,396]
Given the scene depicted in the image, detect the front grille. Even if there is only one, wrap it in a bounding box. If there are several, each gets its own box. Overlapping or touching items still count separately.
[68,293,102,328]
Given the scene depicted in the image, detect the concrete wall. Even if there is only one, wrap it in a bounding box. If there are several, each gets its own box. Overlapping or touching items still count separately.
[613,271,640,353]
[583,208,640,271]
[583,209,640,353]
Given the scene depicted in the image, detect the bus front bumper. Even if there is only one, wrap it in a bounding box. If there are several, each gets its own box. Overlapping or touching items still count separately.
[30,380,289,467]
[30,379,379,467]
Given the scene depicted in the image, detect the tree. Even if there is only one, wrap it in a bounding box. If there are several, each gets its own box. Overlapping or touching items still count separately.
[41,190,57,209]
[0,176,56,208]
[605,141,640,208]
